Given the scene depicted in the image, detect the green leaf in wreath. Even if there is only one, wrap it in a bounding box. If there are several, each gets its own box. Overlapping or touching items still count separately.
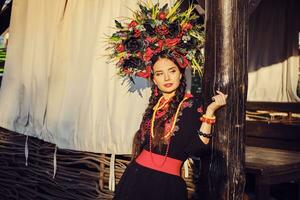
[138,4,148,14]
[115,20,123,29]
[110,33,121,42]
[161,3,168,11]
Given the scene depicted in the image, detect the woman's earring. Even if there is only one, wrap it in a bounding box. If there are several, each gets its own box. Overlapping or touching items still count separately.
[154,86,158,96]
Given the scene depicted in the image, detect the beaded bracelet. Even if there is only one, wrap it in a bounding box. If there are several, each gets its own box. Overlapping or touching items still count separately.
[197,130,214,138]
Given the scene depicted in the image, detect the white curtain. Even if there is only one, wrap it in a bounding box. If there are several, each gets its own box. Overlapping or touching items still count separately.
[0,0,174,154]
[247,0,300,102]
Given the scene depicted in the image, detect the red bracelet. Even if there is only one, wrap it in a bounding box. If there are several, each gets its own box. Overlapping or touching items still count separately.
[200,116,216,124]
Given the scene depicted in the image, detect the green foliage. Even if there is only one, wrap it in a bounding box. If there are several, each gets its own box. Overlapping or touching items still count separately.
[115,20,123,29]
[0,48,6,74]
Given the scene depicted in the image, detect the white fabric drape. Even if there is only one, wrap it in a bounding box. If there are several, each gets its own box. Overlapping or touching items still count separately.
[0,0,173,154]
[247,0,300,102]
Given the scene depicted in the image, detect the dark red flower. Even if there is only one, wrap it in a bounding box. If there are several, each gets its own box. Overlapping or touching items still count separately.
[179,56,189,68]
[136,65,152,78]
[182,22,193,31]
[156,25,169,35]
[143,47,154,62]
[165,38,180,48]
[136,52,142,58]
[115,43,125,52]
[158,12,167,20]
[128,20,138,28]
[133,29,141,38]
[154,40,164,53]
[172,52,189,68]
[145,36,157,43]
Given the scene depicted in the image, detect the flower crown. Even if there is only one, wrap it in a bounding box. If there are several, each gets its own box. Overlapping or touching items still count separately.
[107,1,205,80]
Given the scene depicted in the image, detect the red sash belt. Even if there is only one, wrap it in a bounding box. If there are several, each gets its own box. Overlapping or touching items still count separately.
[135,149,182,176]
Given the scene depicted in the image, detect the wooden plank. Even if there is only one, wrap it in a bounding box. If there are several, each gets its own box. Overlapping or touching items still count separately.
[245,146,300,175]
[246,121,300,140]
[246,102,300,113]
[246,147,300,161]
[246,137,300,151]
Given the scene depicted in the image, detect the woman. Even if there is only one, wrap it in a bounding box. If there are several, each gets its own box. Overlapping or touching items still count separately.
[113,51,227,200]
[107,2,227,199]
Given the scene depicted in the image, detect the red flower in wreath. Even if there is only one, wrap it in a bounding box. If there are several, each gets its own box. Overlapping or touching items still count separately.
[154,40,164,53]
[165,38,181,48]
[136,51,142,58]
[172,52,189,68]
[158,12,167,20]
[145,36,157,43]
[128,20,138,28]
[156,25,169,35]
[144,47,154,62]
[136,65,152,78]
[133,29,141,38]
[182,22,193,32]
[178,56,189,68]
[115,43,125,52]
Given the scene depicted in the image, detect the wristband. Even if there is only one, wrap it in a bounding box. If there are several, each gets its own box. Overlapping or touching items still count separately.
[197,130,214,138]
[200,115,216,124]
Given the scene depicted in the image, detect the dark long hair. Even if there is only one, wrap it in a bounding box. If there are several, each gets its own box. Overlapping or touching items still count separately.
[132,51,187,159]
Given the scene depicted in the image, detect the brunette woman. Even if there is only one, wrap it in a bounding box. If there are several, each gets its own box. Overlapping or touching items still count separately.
[113,52,227,200]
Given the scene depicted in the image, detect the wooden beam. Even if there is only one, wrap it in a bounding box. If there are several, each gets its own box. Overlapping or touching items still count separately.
[0,0,12,35]
[203,0,248,199]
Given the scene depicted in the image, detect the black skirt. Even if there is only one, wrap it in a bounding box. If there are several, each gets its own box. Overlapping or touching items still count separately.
[113,161,188,200]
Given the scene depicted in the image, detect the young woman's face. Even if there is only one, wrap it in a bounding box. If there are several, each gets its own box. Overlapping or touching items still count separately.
[152,58,182,97]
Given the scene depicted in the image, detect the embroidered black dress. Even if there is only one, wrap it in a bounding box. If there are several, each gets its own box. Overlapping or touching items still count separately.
[113,98,208,200]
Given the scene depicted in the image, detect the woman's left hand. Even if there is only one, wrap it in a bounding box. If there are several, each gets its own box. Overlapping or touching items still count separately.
[206,91,228,116]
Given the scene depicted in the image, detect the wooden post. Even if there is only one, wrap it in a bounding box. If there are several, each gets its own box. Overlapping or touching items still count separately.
[203,0,248,199]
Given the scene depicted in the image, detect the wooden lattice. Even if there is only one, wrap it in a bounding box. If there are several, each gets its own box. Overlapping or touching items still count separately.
[0,127,198,200]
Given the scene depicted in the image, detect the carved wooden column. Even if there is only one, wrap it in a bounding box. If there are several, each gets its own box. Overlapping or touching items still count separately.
[203,0,248,199]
